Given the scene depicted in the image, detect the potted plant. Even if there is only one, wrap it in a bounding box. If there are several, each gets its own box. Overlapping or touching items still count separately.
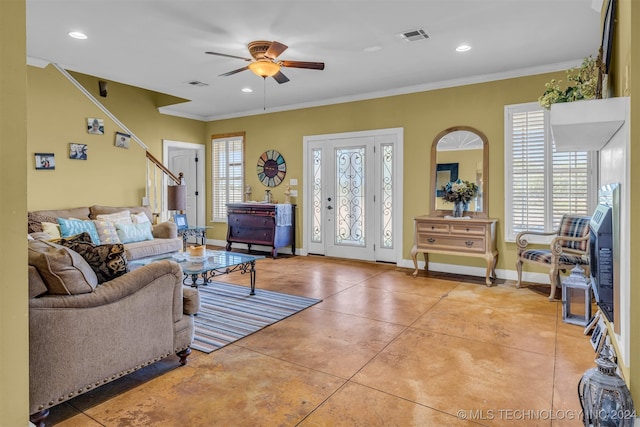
[538,56,600,110]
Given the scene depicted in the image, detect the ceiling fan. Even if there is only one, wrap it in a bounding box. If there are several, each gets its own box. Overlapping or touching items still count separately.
[205,40,325,84]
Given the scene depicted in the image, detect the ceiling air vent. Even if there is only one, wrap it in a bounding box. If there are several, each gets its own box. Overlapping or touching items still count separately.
[187,80,208,87]
[400,29,429,42]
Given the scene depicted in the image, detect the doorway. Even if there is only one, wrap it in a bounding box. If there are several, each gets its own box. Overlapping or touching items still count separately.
[303,128,403,263]
[163,140,205,227]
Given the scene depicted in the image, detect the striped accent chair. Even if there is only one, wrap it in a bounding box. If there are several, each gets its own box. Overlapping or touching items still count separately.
[515,215,591,301]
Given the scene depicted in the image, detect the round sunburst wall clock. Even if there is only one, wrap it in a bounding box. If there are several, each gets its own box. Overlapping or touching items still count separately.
[257,149,286,187]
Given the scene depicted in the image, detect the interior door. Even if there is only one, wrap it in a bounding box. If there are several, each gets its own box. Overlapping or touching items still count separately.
[163,140,205,228]
[304,128,403,263]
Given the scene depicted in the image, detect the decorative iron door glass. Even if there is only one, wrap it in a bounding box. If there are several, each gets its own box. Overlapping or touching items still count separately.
[35,153,55,170]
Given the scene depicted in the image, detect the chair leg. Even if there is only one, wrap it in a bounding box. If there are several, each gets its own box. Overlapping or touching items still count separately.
[548,268,560,301]
[515,259,523,288]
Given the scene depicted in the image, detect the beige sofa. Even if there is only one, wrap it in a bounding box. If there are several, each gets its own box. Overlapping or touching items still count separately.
[28,205,183,260]
[27,206,198,426]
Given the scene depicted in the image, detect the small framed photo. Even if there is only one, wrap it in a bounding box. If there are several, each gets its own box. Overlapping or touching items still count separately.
[35,153,55,170]
[114,132,131,149]
[174,213,188,231]
[69,143,87,160]
[87,117,104,135]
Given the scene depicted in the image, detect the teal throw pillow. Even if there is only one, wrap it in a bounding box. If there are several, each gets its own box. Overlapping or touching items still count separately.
[115,222,154,244]
[57,218,101,245]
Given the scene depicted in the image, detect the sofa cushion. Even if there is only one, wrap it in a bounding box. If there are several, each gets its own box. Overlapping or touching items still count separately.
[95,210,132,225]
[30,207,91,221]
[27,212,57,233]
[116,222,154,244]
[56,233,129,284]
[92,219,122,244]
[42,222,61,239]
[91,205,153,223]
[58,218,101,245]
[28,240,98,295]
[124,238,183,260]
[131,212,150,224]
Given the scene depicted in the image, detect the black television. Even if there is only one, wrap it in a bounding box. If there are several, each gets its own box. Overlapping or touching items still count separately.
[589,183,620,323]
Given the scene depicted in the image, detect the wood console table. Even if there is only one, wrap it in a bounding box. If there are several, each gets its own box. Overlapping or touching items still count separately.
[226,203,295,258]
[411,216,498,286]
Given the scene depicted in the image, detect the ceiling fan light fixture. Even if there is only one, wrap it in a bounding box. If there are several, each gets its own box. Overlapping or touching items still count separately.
[248,60,280,78]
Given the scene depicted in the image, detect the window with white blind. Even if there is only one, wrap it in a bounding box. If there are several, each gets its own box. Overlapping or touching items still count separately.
[504,103,596,242]
[211,133,244,222]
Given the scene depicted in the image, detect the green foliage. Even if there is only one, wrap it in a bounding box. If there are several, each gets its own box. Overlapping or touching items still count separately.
[538,56,598,109]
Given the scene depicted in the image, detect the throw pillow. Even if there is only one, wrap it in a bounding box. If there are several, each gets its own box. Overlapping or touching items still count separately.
[56,232,129,284]
[27,239,98,294]
[92,219,122,244]
[27,212,57,233]
[57,218,101,245]
[95,210,132,225]
[115,222,154,244]
[131,212,150,224]
[41,222,61,239]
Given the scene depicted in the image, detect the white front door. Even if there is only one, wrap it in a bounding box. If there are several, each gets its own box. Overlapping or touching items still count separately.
[163,140,205,227]
[304,128,403,263]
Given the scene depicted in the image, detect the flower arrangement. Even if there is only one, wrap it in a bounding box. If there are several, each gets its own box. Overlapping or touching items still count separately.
[538,56,599,109]
[442,179,478,204]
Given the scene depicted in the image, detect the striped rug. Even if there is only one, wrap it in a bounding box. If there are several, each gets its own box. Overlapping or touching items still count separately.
[192,282,321,354]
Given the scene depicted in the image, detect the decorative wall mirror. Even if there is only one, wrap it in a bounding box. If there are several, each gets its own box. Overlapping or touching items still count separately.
[430,126,489,217]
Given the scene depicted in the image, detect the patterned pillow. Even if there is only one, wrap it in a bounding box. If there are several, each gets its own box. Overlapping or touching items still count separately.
[131,212,150,224]
[56,232,129,284]
[92,219,121,244]
[57,218,101,245]
[27,212,57,233]
[115,222,154,244]
[96,210,132,225]
[41,222,61,239]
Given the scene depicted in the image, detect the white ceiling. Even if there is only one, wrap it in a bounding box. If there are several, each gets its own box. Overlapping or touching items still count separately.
[26,0,603,121]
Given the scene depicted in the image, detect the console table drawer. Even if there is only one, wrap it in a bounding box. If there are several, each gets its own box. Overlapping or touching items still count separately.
[416,222,450,233]
[229,214,273,228]
[230,226,274,242]
[450,224,486,235]
[417,234,485,253]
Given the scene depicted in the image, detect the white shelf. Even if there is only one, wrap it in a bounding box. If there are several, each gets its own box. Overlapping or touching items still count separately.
[550,97,628,152]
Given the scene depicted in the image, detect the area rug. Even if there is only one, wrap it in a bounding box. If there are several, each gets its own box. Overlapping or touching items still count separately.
[192,282,321,353]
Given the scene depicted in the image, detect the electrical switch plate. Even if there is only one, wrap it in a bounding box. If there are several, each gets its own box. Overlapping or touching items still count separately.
[290,190,298,197]
[289,178,298,186]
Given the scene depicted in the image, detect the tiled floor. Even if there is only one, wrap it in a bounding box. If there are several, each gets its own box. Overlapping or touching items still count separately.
[44,253,596,426]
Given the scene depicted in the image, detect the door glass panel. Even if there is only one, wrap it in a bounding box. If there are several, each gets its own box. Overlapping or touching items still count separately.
[312,148,322,243]
[381,143,393,248]
[335,147,365,246]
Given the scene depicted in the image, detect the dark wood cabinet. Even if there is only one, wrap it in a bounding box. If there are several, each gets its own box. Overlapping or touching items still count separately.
[226,203,296,258]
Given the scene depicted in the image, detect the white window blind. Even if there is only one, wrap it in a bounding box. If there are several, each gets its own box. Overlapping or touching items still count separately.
[504,103,595,241]
[211,134,244,221]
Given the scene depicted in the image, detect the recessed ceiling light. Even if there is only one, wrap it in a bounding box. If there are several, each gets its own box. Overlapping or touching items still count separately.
[456,44,471,52]
[241,87,253,93]
[68,31,87,40]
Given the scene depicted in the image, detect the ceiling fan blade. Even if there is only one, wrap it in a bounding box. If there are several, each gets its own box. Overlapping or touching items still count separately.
[220,66,249,77]
[205,51,252,62]
[280,60,325,70]
[264,41,288,60]
[272,71,290,84]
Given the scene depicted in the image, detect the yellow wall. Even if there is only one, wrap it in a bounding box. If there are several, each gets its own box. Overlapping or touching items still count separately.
[206,72,565,272]
[1,0,29,424]
[26,65,206,210]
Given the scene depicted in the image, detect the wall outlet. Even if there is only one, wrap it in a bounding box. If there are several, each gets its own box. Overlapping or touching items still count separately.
[290,189,298,197]
[290,178,298,186]
[142,196,149,206]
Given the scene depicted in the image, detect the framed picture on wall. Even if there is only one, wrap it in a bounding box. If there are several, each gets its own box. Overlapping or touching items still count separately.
[114,132,131,149]
[35,153,55,170]
[87,117,104,135]
[69,143,87,160]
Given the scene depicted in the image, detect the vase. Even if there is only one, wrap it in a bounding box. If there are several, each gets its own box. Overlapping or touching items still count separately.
[452,201,467,217]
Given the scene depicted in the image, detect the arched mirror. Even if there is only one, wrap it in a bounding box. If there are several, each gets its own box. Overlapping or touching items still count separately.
[430,126,488,217]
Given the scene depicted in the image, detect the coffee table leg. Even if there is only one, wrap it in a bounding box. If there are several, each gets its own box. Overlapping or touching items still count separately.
[249,261,256,295]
